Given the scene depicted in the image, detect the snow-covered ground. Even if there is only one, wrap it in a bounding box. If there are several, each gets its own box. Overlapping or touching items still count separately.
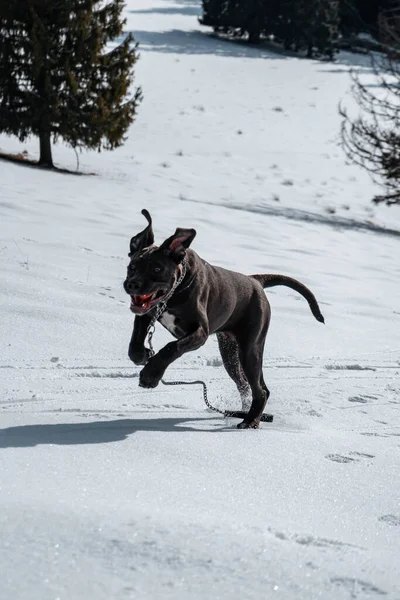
[1,1,399,598]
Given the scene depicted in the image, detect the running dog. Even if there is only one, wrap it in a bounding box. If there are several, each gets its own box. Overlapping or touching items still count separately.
[124,210,324,429]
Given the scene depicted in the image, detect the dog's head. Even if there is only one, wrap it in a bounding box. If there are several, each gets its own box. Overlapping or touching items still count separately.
[123,209,196,314]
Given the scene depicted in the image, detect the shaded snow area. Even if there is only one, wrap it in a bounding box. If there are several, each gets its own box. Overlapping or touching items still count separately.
[1,1,400,599]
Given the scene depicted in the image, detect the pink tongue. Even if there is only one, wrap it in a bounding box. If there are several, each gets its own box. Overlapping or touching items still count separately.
[132,294,152,307]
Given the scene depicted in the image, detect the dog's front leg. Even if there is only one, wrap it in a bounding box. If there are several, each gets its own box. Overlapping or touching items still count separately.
[139,324,208,389]
[128,315,152,366]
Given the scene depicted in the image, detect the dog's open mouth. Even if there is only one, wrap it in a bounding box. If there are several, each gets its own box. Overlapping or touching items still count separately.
[130,289,166,312]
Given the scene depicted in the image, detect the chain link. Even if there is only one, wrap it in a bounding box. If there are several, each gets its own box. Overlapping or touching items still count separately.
[147,259,187,359]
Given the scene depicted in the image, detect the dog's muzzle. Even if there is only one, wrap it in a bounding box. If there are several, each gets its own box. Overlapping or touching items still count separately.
[129,290,167,313]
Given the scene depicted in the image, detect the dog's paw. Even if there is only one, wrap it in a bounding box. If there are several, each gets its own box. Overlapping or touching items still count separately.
[139,364,163,389]
[129,346,151,366]
[237,419,260,430]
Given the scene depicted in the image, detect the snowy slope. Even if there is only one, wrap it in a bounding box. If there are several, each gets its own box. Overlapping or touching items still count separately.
[1,1,400,599]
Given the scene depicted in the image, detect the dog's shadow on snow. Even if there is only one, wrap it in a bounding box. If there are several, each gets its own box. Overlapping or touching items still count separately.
[0,417,235,448]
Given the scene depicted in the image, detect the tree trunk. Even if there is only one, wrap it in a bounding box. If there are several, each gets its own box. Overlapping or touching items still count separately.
[248,29,260,44]
[39,130,53,168]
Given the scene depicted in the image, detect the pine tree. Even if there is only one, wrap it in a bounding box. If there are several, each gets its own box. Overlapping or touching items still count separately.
[355,0,394,31]
[229,0,265,43]
[275,0,339,58]
[0,0,141,169]
[200,0,270,42]
[200,0,229,31]
[200,0,338,56]
[340,1,395,36]
[312,0,340,58]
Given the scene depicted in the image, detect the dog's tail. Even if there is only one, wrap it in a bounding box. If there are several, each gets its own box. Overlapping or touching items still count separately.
[251,274,325,324]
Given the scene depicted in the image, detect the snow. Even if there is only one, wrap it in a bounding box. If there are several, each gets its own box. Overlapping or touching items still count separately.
[1,0,400,598]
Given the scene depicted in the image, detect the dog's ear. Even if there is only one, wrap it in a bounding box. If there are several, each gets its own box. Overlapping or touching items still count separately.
[130,209,154,256]
[159,228,196,262]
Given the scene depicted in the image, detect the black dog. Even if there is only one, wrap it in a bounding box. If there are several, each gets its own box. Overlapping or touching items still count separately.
[124,210,324,429]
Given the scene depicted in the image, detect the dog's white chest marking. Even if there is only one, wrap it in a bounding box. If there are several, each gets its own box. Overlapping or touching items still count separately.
[159,311,179,337]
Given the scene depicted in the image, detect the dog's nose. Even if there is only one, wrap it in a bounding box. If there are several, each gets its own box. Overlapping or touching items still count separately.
[124,279,140,294]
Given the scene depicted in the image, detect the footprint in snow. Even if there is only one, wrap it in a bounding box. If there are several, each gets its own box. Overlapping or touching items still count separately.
[331,577,387,597]
[325,452,374,464]
[326,454,356,463]
[268,527,363,550]
[349,451,375,459]
[97,289,115,300]
[348,394,377,403]
[378,514,400,527]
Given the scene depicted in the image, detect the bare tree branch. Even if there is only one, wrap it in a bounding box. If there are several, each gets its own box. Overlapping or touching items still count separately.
[340,5,400,205]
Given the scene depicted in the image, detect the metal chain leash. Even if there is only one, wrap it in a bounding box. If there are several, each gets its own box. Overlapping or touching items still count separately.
[146,258,187,360]
[145,259,225,416]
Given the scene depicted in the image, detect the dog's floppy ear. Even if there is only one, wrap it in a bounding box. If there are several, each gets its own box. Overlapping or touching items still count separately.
[159,227,196,262]
[130,209,154,256]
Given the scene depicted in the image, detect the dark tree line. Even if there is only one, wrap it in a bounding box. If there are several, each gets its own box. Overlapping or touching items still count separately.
[0,0,141,168]
[200,0,340,58]
[200,1,397,59]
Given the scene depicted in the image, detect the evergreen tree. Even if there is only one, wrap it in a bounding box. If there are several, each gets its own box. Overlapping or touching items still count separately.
[200,0,270,42]
[200,0,338,57]
[199,0,227,30]
[230,0,265,43]
[311,0,340,58]
[275,0,339,58]
[355,0,394,31]
[0,0,141,168]
[340,0,364,35]
[340,0,394,36]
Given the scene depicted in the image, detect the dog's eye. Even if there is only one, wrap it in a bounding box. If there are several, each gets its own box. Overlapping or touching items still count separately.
[153,266,162,274]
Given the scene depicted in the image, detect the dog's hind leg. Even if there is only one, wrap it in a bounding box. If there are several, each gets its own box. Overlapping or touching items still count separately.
[217,332,251,409]
[237,343,270,429]
[235,301,270,429]
[260,373,270,401]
